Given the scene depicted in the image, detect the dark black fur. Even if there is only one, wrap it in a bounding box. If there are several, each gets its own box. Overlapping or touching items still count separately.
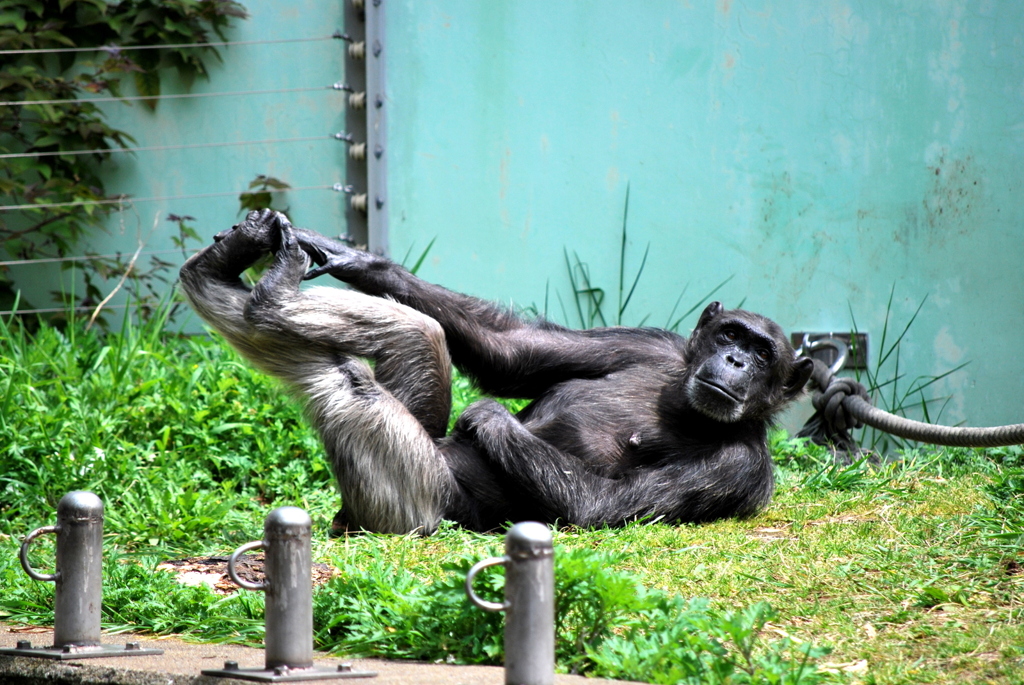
[180,210,813,534]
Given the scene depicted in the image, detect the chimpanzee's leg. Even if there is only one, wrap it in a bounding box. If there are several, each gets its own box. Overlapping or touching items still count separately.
[180,212,455,534]
[449,399,612,526]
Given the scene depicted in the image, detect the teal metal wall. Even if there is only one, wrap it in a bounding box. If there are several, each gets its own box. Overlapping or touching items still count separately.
[7,0,350,314]
[9,1,1022,431]
[385,1,1024,430]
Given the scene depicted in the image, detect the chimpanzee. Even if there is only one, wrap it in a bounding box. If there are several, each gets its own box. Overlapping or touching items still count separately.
[179,209,813,535]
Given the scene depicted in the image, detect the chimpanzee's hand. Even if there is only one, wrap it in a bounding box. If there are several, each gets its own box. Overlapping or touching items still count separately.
[451,399,517,443]
[213,209,288,251]
[296,230,381,282]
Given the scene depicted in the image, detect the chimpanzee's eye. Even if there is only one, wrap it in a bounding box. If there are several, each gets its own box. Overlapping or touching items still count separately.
[755,348,771,363]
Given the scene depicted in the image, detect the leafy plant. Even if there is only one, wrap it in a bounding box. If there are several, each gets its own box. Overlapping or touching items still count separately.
[552,187,735,332]
[0,299,331,543]
[557,185,649,328]
[588,597,832,685]
[314,551,505,663]
[311,544,834,683]
[0,547,267,640]
[966,445,1024,557]
[238,174,291,215]
[0,0,248,309]
[848,287,971,453]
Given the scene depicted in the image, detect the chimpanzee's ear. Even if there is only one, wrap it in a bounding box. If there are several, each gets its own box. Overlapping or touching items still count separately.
[694,302,724,332]
[783,357,814,399]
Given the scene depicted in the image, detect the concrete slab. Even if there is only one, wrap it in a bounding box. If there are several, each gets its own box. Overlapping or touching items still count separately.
[0,624,643,685]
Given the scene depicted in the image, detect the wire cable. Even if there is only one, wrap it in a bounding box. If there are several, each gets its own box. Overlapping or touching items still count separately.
[0,248,193,268]
[0,304,132,316]
[0,34,342,56]
[0,183,340,212]
[0,134,342,160]
[0,84,341,108]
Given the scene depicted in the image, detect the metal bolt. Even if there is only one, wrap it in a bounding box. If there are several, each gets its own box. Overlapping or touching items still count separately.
[224,661,240,671]
[373,40,382,57]
[351,193,369,214]
[348,91,367,110]
[125,642,140,651]
[338,664,353,673]
[15,640,31,650]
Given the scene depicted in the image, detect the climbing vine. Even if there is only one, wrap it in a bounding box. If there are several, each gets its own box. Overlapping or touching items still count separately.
[0,0,248,308]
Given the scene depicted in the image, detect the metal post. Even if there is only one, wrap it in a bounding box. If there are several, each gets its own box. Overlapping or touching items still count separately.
[49,490,103,648]
[202,507,375,682]
[465,522,555,685]
[0,491,162,659]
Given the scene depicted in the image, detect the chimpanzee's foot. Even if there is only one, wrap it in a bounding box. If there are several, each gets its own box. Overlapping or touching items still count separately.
[329,507,366,538]
[214,209,290,252]
[179,210,291,287]
[245,221,311,317]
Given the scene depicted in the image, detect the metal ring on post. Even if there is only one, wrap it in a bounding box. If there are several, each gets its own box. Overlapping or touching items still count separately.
[465,556,509,612]
[19,525,58,582]
[228,540,266,591]
[1,492,164,660]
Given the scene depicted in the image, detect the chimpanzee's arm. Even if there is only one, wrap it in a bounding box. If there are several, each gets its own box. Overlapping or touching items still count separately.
[296,229,679,398]
[450,400,775,526]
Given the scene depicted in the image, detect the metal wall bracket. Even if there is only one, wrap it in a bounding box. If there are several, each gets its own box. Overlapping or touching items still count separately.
[791,332,869,371]
[343,0,388,254]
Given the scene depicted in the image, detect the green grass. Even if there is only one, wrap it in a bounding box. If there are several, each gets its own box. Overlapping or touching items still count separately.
[1,310,1023,684]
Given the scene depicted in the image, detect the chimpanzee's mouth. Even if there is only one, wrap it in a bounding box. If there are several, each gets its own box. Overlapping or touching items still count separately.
[698,378,743,404]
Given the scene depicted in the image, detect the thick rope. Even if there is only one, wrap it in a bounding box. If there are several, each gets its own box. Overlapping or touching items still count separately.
[843,395,1024,447]
[800,358,1024,448]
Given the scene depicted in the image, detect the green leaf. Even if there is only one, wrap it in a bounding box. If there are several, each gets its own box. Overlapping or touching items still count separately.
[132,8,162,27]
[238,191,272,214]
[248,174,290,190]
[34,30,75,47]
[0,11,26,32]
[133,69,161,110]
